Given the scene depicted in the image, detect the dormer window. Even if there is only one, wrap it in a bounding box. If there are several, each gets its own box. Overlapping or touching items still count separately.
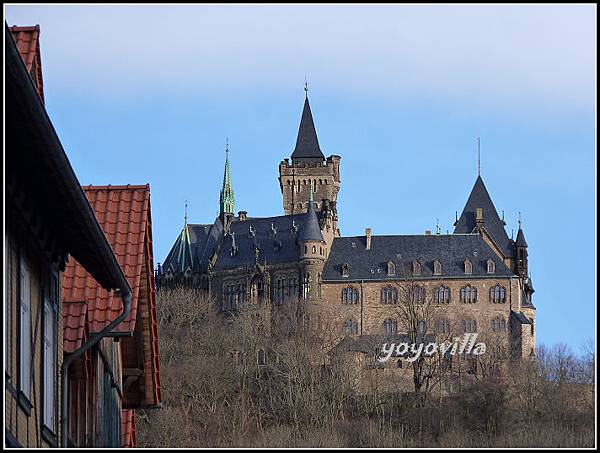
[433,260,442,276]
[387,260,396,276]
[341,263,349,278]
[487,259,495,274]
[464,259,473,275]
[412,260,421,276]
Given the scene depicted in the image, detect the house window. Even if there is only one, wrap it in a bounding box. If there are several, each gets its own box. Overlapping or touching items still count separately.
[489,285,506,304]
[434,285,450,304]
[460,285,477,303]
[43,272,58,432]
[434,260,442,276]
[462,319,478,333]
[342,286,359,304]
[411,286,425,304]
[464,259,473,275]
[19,254,32,401]
[381,286,398,304]
[487,259,496,274]
[383,318,398,334]
[343,319,358,335]
[490,317,506,332]
[412,260,421,276]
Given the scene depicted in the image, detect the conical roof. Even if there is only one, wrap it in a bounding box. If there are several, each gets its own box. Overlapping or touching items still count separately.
[291,97,325,162]
[297,194,324,242]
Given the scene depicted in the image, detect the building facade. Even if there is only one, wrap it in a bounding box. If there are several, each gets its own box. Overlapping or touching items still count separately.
[156,91,536,370]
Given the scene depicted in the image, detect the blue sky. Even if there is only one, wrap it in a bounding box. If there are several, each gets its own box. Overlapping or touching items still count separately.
[6,4,596,350]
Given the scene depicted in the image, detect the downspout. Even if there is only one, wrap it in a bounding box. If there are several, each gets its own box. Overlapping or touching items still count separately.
[60,283,131,447]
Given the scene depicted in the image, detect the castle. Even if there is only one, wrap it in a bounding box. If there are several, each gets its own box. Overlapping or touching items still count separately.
[155,92,536,364]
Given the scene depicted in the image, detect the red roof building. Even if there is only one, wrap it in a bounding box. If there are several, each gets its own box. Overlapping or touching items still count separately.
[10,25,44,103]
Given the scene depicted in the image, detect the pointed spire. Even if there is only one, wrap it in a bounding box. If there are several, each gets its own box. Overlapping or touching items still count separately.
[184,200,188,226]
[515,213,528,248]
[220,139,235,216]
[477,137,481,177]
[298,185,324,242]
[291,91,325,163]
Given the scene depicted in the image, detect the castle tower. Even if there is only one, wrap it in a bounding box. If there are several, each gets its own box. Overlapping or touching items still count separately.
[279,92,341,237]
[297,187,326,301]
[220,143,235,227]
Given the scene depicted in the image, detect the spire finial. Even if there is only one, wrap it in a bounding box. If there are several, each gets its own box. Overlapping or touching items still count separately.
[477,136,481,176]
[304,76,309,98]
[184,200,188,225]
[518,211,522,229]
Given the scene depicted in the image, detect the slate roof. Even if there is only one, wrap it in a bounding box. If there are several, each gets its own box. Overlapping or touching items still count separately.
[214,213,308,270]
[297,200,325,242]
[511,310,533,325]
[515,226,528,248]
[291,97,325,162]
[323,233,514,281]
[10,25,44,103]
[454,176,514,257]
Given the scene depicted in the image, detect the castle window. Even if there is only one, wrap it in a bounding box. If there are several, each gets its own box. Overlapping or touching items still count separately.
[383,318,398,334]
[312,245,316,254]
[434,285,450,304]
[342,286,359,304]
[387,260,396,276]
[302,274,310,299]
[381,286,398,304]
[258,349,266,366]
[320,246,323,255]
[397,359,403,369]
[434,260,442,276]
[238,283,246,305]
[487,259,496,274]
[411,285,426,304]
[289,277,299,300]
[460,285,477,303]
[462,319,477,333]
[435,319,451,334]
[489,285,506,304]
[412,260,421,276]
[304,245,308,254]
[341,263,349,278]
[343,319,358,335]
[275,279,284,305]
[464,259,473,275]
[490,317,506,332]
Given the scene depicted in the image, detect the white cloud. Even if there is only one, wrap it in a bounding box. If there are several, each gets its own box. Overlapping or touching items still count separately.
[5,4,596,108]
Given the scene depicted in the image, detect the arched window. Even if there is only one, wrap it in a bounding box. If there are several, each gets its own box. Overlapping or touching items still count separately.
[412,260,421,276]
[343,319,358,335]
[464,259,473,275]
[411,285,425,304]
[460,285,477,303]
[417,320,427,334]
[489,285,506,304]
[381,286,398,304]
[383,318,398,334]
[435,285,450,304]
[490,317,506,332]
[434,260,442,276]
[302,274,310,299]
[487,259,496,274]
[312,245,316,254]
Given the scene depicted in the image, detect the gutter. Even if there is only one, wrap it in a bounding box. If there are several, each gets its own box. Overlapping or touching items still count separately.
[60,283,131,447]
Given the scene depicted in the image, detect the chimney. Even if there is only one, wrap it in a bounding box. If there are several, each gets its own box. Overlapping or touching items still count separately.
[475,208,484,228]
[425,230,432,235]
[238,211,247,221]
[365,228,372,250]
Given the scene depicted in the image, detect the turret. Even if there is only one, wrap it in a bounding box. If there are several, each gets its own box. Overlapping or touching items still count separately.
[219,141,235,228]
[297,187,326,301]
[515,218,528,278]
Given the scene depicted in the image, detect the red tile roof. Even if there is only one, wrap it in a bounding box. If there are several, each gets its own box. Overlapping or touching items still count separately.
[62,184,161,405]
[121,409,136,448]
[62,300,88,354]
[62,185,151,333]
[10,25,44,103]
